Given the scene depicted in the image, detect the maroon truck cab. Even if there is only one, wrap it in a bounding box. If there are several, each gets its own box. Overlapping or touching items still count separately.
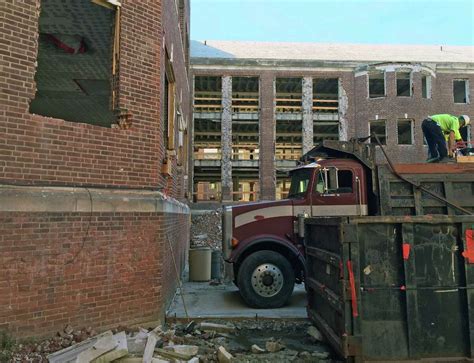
[222,158,368,308]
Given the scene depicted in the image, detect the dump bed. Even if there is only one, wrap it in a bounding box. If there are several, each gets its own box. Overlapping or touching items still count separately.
[377,163,474,216]
[305,215,474,362]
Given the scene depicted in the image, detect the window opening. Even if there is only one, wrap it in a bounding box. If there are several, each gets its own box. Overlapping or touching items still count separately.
[231,77,259,161]
[454,80,469,104]
[193,76,222,160]
[276,78,303,160]
[313,78,339,144]
[165,55,176,150]
[370,120,387,145]
[368,71,385,98]
[398,119,413,145]
[422,75,431,99]
[397,71,412,96]
[30,0,117,127]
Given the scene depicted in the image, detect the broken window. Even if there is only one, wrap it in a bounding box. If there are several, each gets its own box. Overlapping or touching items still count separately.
[397,119,413,145]
[396,71,412,96]
[276,77,302,113]
[454,80,469,104]
[313,78,339,113]
[369,120,386,145]
[276,78,302,160]
[368,72,385,98]
[232,77,259,161]
[422,75,432,99]
[193,76,222,160]
[30,0,118,127]
[313,78,339,144]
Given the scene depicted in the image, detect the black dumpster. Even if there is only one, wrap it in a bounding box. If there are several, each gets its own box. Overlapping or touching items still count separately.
[305,215,474,362]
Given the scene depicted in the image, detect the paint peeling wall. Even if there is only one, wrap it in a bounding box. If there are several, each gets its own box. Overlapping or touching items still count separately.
[338,79,349,141]
[302,76,313,154]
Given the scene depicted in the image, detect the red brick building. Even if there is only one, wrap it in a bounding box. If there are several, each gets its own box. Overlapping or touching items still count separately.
[191,41,474,202]
[0,0,191,337]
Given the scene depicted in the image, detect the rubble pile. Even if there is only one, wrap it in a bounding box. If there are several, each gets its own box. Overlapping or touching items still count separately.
[190,209,222,250]
[5,319,335,362]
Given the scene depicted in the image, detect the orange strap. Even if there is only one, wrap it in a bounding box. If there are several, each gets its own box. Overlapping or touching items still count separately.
[347,260,358,317]
[462,229,474,263]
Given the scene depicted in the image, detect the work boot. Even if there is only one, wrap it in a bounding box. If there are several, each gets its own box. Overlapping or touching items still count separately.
[438,156,454,163]
[426,156,440,163]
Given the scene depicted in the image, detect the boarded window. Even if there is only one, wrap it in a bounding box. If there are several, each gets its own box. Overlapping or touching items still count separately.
[422,75,431,99]
[397,71,411,96]
[454,80,469,104]
[368,72,385,98]
[398,119,413,145]
[370,120,386,145]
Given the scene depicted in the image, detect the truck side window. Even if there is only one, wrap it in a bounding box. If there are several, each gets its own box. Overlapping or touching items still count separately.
[315,172,325,194]
[315,169,353,194]
[337,170,353,193]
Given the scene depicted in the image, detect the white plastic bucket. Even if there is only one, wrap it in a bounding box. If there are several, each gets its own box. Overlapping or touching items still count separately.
[189,247,212,281]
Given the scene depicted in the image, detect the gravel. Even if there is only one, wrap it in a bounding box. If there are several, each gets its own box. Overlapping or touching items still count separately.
[190,209,222,251]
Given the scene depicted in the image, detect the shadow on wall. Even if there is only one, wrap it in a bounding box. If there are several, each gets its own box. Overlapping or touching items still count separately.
[191,40,235,59]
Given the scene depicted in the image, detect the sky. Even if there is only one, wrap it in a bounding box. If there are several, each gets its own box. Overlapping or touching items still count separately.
[191,0,474,45]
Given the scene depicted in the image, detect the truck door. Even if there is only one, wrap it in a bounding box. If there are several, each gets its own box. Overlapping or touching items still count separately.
[311,167,366,216]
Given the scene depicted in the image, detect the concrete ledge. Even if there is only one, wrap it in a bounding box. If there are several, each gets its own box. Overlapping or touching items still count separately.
[0,185,190,214]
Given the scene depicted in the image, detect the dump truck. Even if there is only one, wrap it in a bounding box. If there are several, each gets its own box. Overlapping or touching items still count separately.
[222,139,474,309]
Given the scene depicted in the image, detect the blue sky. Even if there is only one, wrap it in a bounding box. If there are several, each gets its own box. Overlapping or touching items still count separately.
[191,0,474,45]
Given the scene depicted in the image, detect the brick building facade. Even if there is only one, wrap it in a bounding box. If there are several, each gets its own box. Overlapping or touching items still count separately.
[190,41,474,202]
[0,0,191,338]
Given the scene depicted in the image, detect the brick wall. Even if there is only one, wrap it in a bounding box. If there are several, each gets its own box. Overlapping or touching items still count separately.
[0,0,191,199]
[354,69,474,163]
[0,210,189,338]
[0,0,192,339]
[193,65,474,181]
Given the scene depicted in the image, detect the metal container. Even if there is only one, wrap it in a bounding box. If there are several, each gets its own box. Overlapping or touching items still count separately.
[305,215,474,361]
[211,250,221,279]
[189,247,211,281]
[376,164,474,216]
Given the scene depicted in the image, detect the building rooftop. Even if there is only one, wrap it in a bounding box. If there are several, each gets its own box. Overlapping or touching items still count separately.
[191,40,474,64]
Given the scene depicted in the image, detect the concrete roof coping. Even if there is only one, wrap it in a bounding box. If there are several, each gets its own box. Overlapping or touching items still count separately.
[191,40,474,64]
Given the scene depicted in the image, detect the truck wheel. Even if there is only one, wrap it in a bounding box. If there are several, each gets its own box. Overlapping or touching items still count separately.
[237,250,295,308]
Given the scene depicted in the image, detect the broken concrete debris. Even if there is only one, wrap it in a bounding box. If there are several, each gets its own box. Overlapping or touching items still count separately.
[250,344,265,354]
[307,325,324,342]
[10,319,332,362]
[217,346,233,363]
[198,322,235,334]
[143,330,161,363]
[265,338,285,353]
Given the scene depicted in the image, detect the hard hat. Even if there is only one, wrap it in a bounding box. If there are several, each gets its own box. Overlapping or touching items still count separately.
[460,115,470,126]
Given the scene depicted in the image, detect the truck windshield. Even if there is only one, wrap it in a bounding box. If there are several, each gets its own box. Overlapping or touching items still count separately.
[288,168,313,198]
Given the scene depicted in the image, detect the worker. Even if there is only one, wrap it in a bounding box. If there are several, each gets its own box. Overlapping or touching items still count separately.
[421,114,470,162]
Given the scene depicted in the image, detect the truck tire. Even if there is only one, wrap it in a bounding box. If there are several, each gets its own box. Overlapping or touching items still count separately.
[237,250,295,308]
